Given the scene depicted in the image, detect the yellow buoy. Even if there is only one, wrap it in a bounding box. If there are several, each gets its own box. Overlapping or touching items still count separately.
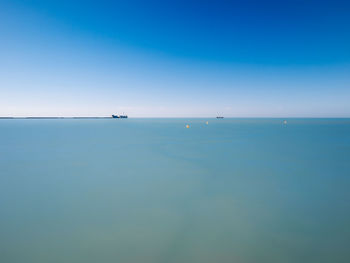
[186,124,190,128]
[206,121,209,125]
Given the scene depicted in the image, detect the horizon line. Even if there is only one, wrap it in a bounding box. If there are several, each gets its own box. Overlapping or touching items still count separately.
[1,116,350,119]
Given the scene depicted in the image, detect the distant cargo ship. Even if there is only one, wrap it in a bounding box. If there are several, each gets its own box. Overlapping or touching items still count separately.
[112,114,128,118]
[216,116,224,119]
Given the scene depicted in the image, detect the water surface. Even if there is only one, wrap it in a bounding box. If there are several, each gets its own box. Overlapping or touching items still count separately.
[1,118,350,263]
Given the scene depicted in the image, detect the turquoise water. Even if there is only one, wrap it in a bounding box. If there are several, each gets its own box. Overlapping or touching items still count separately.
[1,118,350,263]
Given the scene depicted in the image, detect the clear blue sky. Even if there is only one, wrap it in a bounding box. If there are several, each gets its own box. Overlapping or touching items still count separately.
[1,0,349,117]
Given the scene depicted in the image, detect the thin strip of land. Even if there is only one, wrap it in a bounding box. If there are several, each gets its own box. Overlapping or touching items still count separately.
[0,117,112,119]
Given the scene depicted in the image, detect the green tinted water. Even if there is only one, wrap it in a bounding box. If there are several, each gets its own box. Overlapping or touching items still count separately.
[1,119,350,263]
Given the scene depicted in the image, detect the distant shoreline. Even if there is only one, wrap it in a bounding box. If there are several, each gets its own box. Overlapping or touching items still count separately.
[0,117,112,119]
[1,117,349,119]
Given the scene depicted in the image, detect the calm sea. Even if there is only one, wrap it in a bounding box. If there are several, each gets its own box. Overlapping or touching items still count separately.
[1,118,350,263]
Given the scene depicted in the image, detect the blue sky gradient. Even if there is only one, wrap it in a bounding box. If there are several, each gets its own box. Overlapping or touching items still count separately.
[1,0,349,117]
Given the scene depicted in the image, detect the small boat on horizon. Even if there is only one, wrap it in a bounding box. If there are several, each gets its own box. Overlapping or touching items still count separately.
[216,116,224,119]
[112,114,128,118]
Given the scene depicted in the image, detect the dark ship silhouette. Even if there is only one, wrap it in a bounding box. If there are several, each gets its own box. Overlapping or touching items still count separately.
[112,114,128,118]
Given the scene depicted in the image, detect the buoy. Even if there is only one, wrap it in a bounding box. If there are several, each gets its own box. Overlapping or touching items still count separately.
[206,121,209,125]
[283,120,287,125]
[186,124,190,128]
